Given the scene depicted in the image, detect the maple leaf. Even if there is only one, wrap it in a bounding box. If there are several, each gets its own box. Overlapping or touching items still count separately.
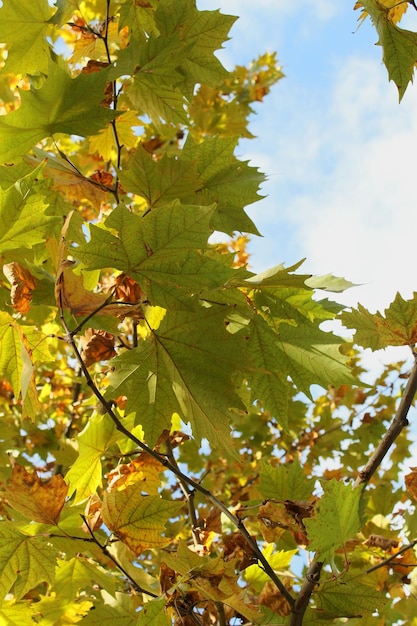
[0,164,59,252]
[0,0,54,75]
[76,202,235,308]
[341,293,417,350]
[315,578,386,619]
[0,61,119,164]
[0,522,58,600]
[359,0,417,100]
[26,148,111,209]
[155,0,237,90]
[304,480,364,562]
[107,305,246,447]
[65,412,121,504]
[102,485,182,554]
[4,463,68,525]
[81,329,116,368]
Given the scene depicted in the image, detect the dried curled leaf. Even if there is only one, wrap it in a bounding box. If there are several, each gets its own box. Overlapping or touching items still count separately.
[3,262,36,313]
[81,328,116,367]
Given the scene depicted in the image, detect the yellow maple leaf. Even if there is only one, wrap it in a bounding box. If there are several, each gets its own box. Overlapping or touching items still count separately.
[4,463,68,525]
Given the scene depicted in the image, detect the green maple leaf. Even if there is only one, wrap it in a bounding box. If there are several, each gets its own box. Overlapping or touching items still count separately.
[0,164,59,252]
[117,0,159,38]
[341,293,417,350]
[102,487,182,554]
[118,145,200,208]
[182,136,263,235]
[137,598,171,626]
[0,522,58,600]
[304,480,363,562]
[259,459,314,501]
[0,61,119,163]
[77,202,234,308]
[245,315,290,428]
[155,0,236,91]
[315,578,386,619]
[65,412,121,504]
[54,557,117,600]
[0,0,54,75]
[108,306,246,447]
[360,0,417,100]
[116,34,191,125]
[81,591,139,625]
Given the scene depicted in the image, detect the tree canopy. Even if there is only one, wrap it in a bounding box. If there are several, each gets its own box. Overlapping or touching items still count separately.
[0,1,417,624]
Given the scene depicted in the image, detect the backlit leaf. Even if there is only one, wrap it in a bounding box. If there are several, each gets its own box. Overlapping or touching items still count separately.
[102,485,182,554]
[0,522,58,600]
[4,464,67,525]
[0,0,53,75]
[0,61,119,163]
[304,480,364,562]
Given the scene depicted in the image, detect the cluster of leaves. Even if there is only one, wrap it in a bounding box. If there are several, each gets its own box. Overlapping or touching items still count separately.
[0,1,417,624]
[355,0,417,100]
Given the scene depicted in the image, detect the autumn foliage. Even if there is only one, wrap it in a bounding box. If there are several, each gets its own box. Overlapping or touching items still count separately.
[0,1,417,625]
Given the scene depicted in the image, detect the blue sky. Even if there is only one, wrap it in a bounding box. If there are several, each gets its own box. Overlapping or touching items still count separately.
[199,1,417,323]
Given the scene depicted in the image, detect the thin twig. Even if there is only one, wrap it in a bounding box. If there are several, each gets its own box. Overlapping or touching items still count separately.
[58,297,295,607]
[354,353,417,488]
[81,515,158,597]
[165,438,202,549]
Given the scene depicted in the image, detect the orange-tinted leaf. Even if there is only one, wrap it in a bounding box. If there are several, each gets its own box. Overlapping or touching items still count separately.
[405,468,417,502]
[89,169,114,188]
[4,463,68,525]
[114,273,146,304]
[3,262,36,314]
[106,453,162,495]
[81,329,116,367]
[259,580,292,616]
[102,485,182,554]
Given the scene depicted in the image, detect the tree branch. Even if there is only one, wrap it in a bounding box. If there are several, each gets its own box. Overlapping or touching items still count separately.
[289,561,322,626]
[58,300,295,608]
[354,353,417,488]
[81,515,158,598]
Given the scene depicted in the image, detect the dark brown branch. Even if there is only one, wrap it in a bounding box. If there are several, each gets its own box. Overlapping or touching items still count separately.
[289,561,322,626]
[354,354,417,488]
[363,539,417,576]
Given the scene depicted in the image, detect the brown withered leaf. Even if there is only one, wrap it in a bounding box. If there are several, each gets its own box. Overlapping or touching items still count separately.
[114,273,146,304]
[259,580,292,617]
[89,168,114,188]
[4,462,68,525]
[159,563,177,595]
[3,262,36,313]
[54,215,142,319]
[82,494,103,533]
[390,547,417,583]
[258,499,314,545]
[26,150,109,209]
[81,328,116,367]
[364,534,400,551]
[405,467,417,502]
[223,532,258,570]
